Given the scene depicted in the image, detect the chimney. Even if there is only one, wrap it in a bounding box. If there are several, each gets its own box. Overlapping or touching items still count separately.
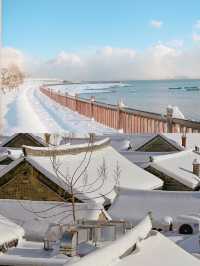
[181,134,186,148]
[22,147,27,157]
[149,156,154,162]
[44,133,51,145]
[193,159,200,177]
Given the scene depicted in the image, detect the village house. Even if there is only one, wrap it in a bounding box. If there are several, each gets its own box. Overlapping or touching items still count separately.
[0,138,163,205]
[147,149,200,191]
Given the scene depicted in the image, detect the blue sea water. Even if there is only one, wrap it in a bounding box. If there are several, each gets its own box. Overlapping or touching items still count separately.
[52,80,200,121]
[80,80,200,121]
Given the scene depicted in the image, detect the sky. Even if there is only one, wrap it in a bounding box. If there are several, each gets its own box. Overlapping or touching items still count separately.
[2,0,200,80]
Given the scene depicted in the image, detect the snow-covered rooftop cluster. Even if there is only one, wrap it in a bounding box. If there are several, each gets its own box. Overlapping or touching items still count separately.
[1,132,200,265]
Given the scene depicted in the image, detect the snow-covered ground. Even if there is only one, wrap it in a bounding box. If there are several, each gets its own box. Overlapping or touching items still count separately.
[1,80,116,135]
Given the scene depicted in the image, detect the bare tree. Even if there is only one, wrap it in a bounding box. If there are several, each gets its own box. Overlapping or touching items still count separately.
[1,64,25,92]
[19,136,121,225]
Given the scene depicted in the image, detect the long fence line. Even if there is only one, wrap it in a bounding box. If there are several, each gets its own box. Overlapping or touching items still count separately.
[40,86,200,134]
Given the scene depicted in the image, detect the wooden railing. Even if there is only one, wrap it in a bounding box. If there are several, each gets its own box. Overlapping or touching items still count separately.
[40,86,200,134]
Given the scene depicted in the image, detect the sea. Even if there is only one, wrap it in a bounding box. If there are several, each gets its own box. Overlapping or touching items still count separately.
[51,79,200,121]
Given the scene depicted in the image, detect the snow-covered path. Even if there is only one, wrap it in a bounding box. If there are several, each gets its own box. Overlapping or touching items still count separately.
[2,80,116,135]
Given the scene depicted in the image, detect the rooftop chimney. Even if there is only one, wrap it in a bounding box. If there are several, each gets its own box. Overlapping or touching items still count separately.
[193,159,200,177]
[22,147,27,157]
[181,134,186,148]
[149,156,154,162]
[44,133,51,145]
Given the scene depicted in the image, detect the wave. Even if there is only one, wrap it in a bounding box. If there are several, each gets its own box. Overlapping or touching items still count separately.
[168,87,183,90]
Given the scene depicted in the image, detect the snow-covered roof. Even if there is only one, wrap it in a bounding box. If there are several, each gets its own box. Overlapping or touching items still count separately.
[114,231,200,266]
[109,188,200,225]
[0,214,25,246]
[164,133,200,150]
[67,215,152,266]
[23,138,110,156]
[0,148,23,162]
[0,241,71,266]
[28,147,163,203]
[0,141,163,204]
[150,149,200,189]
[0,200,107,241]
[67,213,200,266]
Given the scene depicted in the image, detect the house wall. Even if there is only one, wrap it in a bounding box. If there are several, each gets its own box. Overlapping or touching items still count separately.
[4,134,45,148]
[137,137,179,152]
[146,166,193,191]
[0,161,72,201]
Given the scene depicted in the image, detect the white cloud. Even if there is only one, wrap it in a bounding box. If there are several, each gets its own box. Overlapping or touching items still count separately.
[150,20,163,29]
[192,32,200,42]
[166,39,184,48]
[194,20,200,29]
[2,44,200,80]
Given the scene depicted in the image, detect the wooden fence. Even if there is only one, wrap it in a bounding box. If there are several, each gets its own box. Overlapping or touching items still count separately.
[40,87,200,134]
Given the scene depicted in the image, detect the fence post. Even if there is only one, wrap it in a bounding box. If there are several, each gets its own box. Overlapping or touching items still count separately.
[117,101,123,131]
[75,93,79,112]
[90,96,95,119]
[166,106,173,133]
[65,92,68,107]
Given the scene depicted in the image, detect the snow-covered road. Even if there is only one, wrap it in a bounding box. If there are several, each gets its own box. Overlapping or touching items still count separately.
[1,80,116,135]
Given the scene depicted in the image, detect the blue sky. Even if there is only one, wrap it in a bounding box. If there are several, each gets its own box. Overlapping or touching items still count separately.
[3,0,200,58]
[2,0,200,80]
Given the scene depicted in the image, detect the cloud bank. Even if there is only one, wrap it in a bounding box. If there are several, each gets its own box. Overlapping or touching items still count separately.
[150,20,163,29]
[2,43,200,81]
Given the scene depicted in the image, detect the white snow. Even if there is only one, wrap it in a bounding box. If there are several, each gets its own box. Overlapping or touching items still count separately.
[2,80,117,135]
[0,214,25,245]
[25,145,163,203]
[163,133,200,150]
[151,149,200,189]
[67,215,152,266]
[167,105,185,119]
[0,140,163,204]
[0,200,105,241]
[0,240,72,266]
[114,231,200,266]
[109,188,200,226]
